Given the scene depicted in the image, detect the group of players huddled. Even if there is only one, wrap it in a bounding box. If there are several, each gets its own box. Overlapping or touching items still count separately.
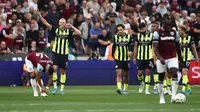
[25,11,198,104]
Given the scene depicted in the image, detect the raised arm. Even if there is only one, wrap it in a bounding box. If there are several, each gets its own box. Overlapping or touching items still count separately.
[37,11,52,30]
[67,24,81,36]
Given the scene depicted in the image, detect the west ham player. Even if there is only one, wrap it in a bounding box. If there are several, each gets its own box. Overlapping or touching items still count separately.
[153,14,183,104]
[25,52,54,97]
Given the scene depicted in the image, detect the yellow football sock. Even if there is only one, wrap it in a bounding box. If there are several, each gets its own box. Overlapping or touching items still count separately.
[124,84,128,90]
[145,75,150,90]
[53,72,57,89]
[166,78,172,91]
[117,82,122,89]
[182,75,187,91]
[154,74,158,88]
[163,79,167,91]
[60,74,66,90]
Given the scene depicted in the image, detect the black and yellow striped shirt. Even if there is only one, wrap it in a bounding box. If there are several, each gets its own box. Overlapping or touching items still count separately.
[112,34,134,61]
[52,28,73,55]
[136,32,153,60]
[179,34,195,61]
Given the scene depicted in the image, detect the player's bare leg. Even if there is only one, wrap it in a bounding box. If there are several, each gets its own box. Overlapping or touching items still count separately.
[30,72,38,97]
[158,73,165,104]
[52,65,58,94]
[60,68,66,95]
[145,69,151,94]
[116,69,122,94]
[170,68,179,103]
[137,70,144,93]
[123,70,129,94]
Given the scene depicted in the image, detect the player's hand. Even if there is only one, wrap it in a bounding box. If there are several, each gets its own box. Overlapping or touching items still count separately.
[133,58,137,64]
[128,51,132,57]
[36,10,42,17]
[66,23,73,28]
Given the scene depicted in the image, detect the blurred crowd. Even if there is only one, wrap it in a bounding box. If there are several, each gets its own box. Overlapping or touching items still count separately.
[0,0,200,60]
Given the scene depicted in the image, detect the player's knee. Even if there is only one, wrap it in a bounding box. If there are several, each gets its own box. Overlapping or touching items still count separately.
[182,68,188,75]
[170,68,178,78]
[159,73,165,81]
[137,70,143,76]
[60,69,66,74]
[30,75,36,79]
[145,69,151,75]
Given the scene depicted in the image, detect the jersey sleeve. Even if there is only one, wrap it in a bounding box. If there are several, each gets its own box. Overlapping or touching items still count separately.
[37,63,44,72]
[175,31,180,42]
[69,29,74,37]
[153,31,159,43]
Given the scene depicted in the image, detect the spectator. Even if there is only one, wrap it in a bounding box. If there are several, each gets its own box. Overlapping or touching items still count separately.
[13,19,25,37]
[61,1,74,22]
[28,40,40,53]
[141,0,154,16]
[79,15,94,55]
[89,22,102,51]
[180,10,190,25]
[21,1,29,14]
[170,0,181,13]
[156,1,168,17]
[0,19,16,48]
[115,11,126,25]
[46,5,60,27]
[79,0,89,18]
[87,0,100,13]
[0,18,5,32]
[106,5,117,18]
[38,27,47,51]
[104,17,116,40]
[98,29,111,56]
[13,28,26,54]
[0,7,7,25]
[0,41,12,55]
[4,1,12,20]
[193,12,200,45]
[26,21,39,49]
[28,0,38,11]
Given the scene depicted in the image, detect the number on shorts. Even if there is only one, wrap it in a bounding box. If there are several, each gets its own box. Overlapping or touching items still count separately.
[36,53,44,58]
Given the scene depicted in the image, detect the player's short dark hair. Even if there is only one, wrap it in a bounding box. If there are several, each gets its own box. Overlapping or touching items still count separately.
[117,24,125,29]
[48,66,54,75]
[139,22,147,29]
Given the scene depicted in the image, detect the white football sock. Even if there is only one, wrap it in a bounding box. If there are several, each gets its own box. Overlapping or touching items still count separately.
[172,79,178,100]
[158,82,164,99]
[30,79,37,93]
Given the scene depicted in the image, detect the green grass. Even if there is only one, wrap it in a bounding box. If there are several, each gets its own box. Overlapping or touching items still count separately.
[0,86,200,112]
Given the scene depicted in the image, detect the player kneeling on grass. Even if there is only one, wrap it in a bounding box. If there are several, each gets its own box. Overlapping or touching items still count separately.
[25,52,54,97]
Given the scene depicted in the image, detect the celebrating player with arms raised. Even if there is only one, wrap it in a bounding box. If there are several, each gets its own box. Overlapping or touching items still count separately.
[25,52,54,97]
[153,14,183,104]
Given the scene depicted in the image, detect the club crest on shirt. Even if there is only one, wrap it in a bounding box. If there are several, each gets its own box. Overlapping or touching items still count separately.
[170,31,174,36]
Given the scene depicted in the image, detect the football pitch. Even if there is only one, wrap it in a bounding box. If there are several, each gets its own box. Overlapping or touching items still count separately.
[0,86,199,112]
